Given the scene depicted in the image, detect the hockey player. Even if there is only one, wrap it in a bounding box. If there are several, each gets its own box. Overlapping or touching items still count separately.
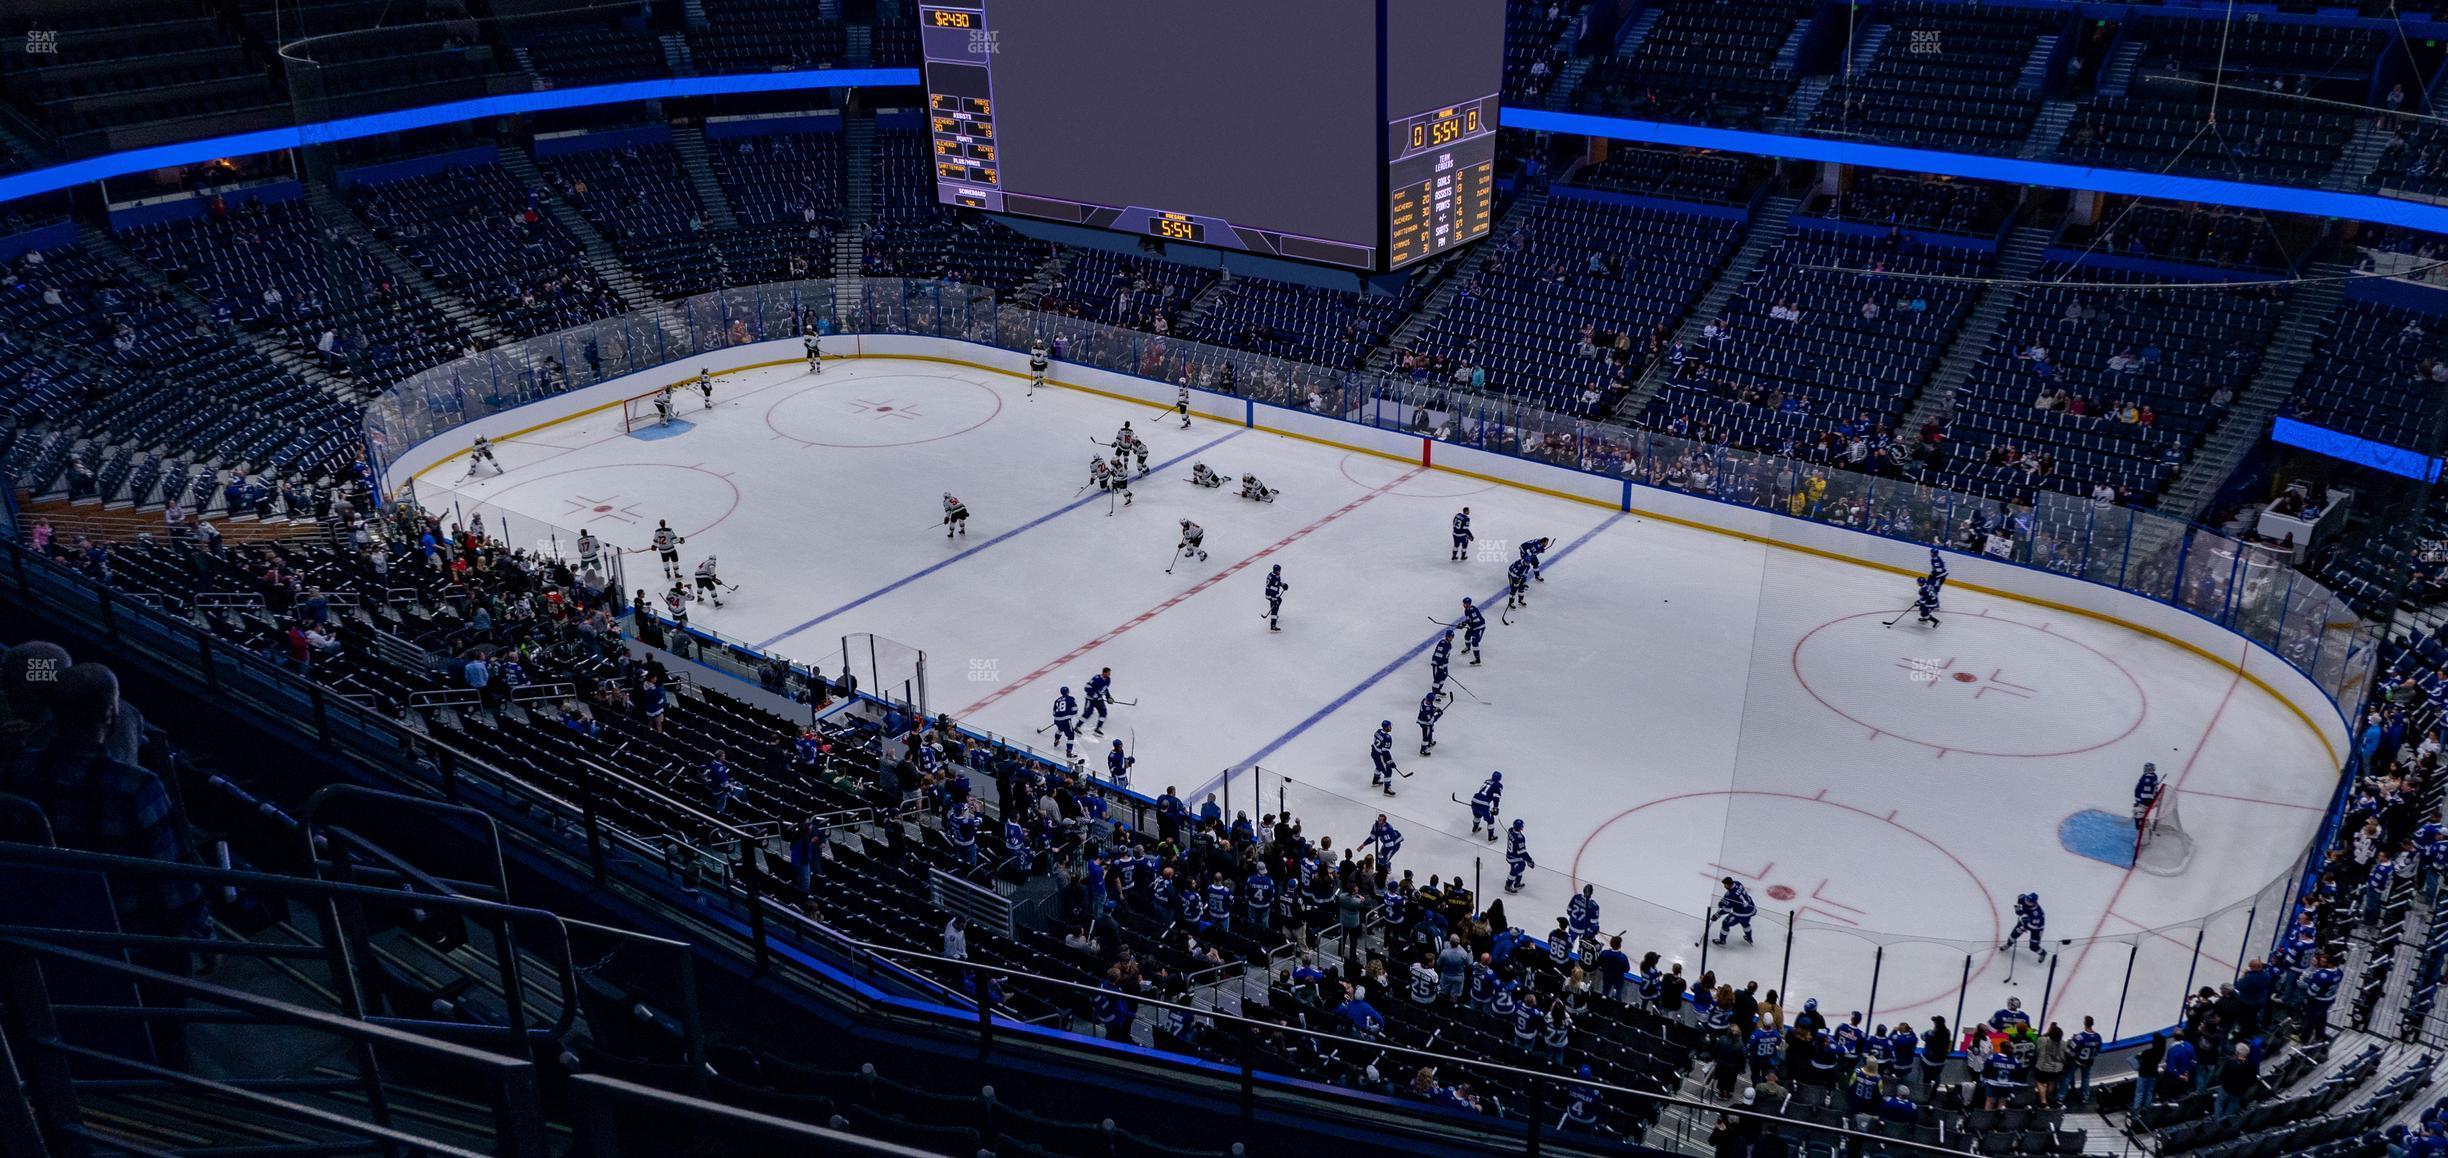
[1460,597,1487,665]
[1416,687,1443,755]
[696,367,715,409]
[804,325,823,374]
[1189,462,1224,488]
[1175,383,1191,429]
[1131,432,1151,477]
[1369,720,1399,796]
[1083,667,1113,736]
[1050,686,1081,757]
[653,385,676,428]
[1109,457,1134,506]
[1176,519,1208,562]
[1429,630,1454,696]
[1912,577,1942,627]
[1027,337,1049,391]
[693,556,726,607]
[1505,554,1532,611]
[942,492,969,538]
[1566,884,1601,946]
[464,434,501,478]
[1264,564,1289,631]
[1238,474,1276,503]
[1713,877,1756,945]
[2004,892,2046,958]
[1519,536,1552,582]
[1105,739,1134,789]
[651,519,683,580]
[1090,455,1113,494]
[1504,819,1535,893]
[576,528,602,574]
[1926,545,1949,592]
[1364,813,1403,872]
[663,582,690,632]
[1469,770,1503,838]
[1451,507,1473,561]
[2133,762,2163,839]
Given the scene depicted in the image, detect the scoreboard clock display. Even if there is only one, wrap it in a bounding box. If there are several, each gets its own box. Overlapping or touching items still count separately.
[920,0,1504,272]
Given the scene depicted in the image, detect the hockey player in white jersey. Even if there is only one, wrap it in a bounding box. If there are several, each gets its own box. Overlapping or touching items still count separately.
[464,435,501,478]
[1238,474,1276,503]
[804,326,824,374]
[1027,337,1049,392]
[651,519,684,580]
[1175,519,1207,562]
[576,528,602,574]
[653,386,675,427]
[1189,462,1224,489]
[1174,383,1191,428]
[696,367,715,409]
[693,556,726,607]
[942,492,969,538]
[1503,820,1535,893]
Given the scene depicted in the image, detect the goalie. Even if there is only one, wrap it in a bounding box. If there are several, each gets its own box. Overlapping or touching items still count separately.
[1238,474,1277,503]
[2133,762,2162,837]
[1188,462,1225,489]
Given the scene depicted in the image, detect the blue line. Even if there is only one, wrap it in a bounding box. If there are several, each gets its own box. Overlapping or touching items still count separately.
[1189,512,1625,801]
[754,429,1245,649]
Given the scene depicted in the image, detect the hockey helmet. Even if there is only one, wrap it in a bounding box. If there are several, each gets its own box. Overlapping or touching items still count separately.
[1380,720,1392,728]
[2143,761,2156,772]
[1112,739,1124,749]
[1722,876,1737,888]
[1180,518,1193,527]
[1269,564,1280,573]
[1489,769,1501,780]
[1462,596,1476,606]
[705,555,716,565]
[1804,998,1818,1011]
[1511,818,1523,830]
[1060,685,1071,694]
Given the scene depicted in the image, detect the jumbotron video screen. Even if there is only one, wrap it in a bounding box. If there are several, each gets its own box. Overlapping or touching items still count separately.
[919,0,1502,271]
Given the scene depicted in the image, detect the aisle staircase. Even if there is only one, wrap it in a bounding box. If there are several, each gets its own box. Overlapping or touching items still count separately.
[1897,223,2054,437]
[301,182,507,349]
[2021,100,2079,158]
[496,146,657,312]
[671,120,739,230]
[1614,193,1802,420]
[2155,267,2346,522]
[1365,188,1552,373]
[2325,121,2396,193]
[2097,41,2143,99]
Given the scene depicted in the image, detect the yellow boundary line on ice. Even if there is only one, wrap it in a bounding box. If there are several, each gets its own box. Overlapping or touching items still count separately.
[406,349,2348,762]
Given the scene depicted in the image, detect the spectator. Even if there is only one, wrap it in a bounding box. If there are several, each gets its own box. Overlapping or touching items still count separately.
[2213,1041,2256,1120]
[2132,1032,2168,1111]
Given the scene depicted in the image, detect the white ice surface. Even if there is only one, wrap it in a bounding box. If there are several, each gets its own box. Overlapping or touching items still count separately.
[424,357,2340,1039]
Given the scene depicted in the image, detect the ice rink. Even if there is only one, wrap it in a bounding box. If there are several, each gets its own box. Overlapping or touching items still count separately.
[418,354,2343,1040]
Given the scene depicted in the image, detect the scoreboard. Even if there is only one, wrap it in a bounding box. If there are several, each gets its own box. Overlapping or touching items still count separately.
[921,0,1504,272]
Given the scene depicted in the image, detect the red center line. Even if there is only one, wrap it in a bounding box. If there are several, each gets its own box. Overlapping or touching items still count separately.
[959,468,1426,717]
[2052,645,2251,1004]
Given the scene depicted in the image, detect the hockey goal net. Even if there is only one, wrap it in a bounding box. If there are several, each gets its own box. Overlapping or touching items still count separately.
[2133,788,2194,875]
[621,386,678,433]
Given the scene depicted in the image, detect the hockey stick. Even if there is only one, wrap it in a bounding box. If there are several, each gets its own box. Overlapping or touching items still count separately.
[1446,678,1489,706]
[1110,697,1138,707]
[1426,617,1462,629]
[1500,603,1514,626]
[1090,436,1116,448]
[1164,544,1185,575]
[1880,607,1914,628]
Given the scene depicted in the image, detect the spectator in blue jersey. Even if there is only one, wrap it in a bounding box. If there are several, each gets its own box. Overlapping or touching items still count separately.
[2068,1016,2104,1106]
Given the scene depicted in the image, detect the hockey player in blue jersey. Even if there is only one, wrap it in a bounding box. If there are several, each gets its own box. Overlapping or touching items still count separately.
[1567,883,1601,944]
[1504,819,1535,893]
[2005,892,2046,957]
[1264,565,1290,632]
[1470,770,1503,838]
[1505,555,1532,611]
[1417,688,1444,756]
[1429,630,1454,695]
[1713,877,1757,945]
[1364,814,1404,872]
[1451,507,1473,561]
[2133,762,2163,839]
[1460,597,1487,664]
[1049,687,1080,756]
[1369,720,1400,795]
[1989,995,2030,1032]
[1083,667,1113,736]
[1105,739,1134,789]
[1519,536,1552,582]
[1913,577,1942,627]
[1926,545,1949,592]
